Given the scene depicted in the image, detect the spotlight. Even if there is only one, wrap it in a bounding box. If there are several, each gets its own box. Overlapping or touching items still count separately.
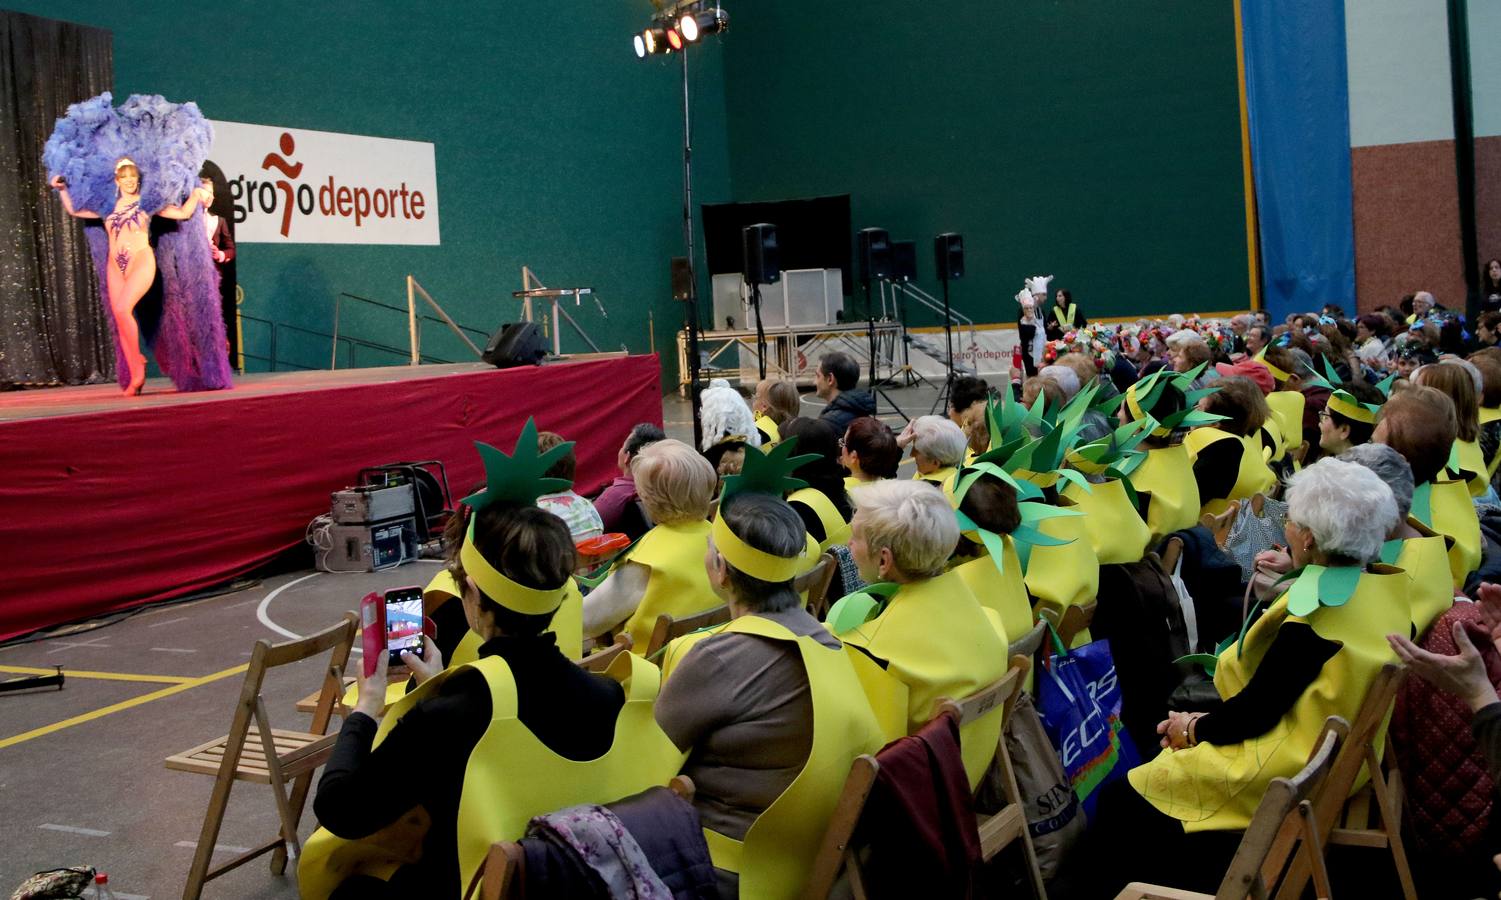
[642,26,666,54]
[680,8,728,41]
[633,33,646,57]
[666,27,683,51]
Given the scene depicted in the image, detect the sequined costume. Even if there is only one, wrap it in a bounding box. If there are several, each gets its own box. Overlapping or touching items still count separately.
[43,93,233,392]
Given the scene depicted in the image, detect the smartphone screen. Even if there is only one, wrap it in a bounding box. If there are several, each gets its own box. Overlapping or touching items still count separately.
[384,587,424,667]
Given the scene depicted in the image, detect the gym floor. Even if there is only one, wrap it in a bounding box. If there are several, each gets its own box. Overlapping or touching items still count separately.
[0,382,934,897]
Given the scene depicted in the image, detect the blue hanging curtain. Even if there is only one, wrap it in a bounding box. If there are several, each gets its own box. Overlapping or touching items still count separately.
[1241,0,1355,323]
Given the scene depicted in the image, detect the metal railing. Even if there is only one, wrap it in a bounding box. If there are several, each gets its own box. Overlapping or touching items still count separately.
[882,280,978,344]
[237,312,467,372]
[333,290,491,370]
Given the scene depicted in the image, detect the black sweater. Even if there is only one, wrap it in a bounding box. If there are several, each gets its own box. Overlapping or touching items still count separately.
[313,632,625,896]
[1193,622,1340,746]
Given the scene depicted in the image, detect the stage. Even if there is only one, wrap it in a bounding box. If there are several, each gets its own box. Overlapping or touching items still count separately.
[0,356,664,642]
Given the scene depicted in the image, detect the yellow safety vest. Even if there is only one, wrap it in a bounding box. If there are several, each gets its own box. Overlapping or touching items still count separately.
[299,650,686,899]
[1022,496,1098,630]
[1183,428,1277,517]
[1129,565,1409,832]
[1265,390,1306,456]
[1061,476,1151,565]
[1128,444,1202,540]
[664,615,885,899]
[839,569,1010,788]
[1389,521,1454,637]
[755,415,781,447]
[844,474,866,493]
[1417,478,1482,589]
[915,465,960,489]
[952,537,1034,644]
[786,487,852,551]
[617,520,717,653]
[1454,439,1489,498]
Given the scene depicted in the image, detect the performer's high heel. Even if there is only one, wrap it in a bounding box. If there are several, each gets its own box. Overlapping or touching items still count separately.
[124,353,147,396]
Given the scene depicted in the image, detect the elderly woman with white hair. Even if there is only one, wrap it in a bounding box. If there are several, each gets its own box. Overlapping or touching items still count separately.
[1066,457,1411,894]
[896,414,968,488]
[832,479,1010,788]
[582,439,719,652]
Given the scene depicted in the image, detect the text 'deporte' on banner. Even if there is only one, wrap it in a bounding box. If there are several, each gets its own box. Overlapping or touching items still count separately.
[207,120,440,245]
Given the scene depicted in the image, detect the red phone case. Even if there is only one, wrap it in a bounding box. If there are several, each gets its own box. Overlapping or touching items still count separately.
[360,591,385,678]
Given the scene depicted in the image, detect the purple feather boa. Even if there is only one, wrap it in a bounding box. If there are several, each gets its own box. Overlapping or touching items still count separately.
[45,93,232,392]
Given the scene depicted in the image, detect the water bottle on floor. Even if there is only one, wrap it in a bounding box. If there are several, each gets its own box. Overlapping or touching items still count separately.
[92,872,118,900]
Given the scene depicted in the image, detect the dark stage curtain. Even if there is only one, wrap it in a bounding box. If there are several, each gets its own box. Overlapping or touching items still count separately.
[0,12,113,388]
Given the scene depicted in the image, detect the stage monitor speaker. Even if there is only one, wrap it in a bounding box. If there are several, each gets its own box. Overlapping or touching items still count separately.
[671,256,693,301]
[742,223,781,285]
[934,232,964,280]
[482,322,546,368]
[890,240,916,283]
[857,227,891,283]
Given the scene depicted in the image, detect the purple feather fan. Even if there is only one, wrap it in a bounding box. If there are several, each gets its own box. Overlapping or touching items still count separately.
[44,93,233,392]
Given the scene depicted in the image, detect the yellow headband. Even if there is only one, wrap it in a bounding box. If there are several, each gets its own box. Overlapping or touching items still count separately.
[1125,383,1172,438]
[711,511,809,583]
[1256,357,1290,384]
[1326,392,1377,425]
[459,519,567,615]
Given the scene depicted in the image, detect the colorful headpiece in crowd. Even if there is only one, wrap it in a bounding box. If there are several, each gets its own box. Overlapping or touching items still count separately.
[712,439,819,582]
[458,418,573,615]
[114,157,137,172]
[1025,274,1054,296]
[1252,346,1292,384]
[1122,363,1225,438]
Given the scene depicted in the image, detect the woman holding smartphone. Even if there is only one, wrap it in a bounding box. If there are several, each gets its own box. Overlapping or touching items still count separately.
[299,424,684,899]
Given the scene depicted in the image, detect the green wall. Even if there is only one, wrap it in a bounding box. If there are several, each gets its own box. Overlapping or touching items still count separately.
[10,0,731,372]
[718,0,1251,325]
[16,0,1250,378]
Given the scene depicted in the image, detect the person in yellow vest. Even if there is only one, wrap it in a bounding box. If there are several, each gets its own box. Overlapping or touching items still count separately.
[1184,375,1276,517]
[838,415,900,492]
[1063,458,1408,895]
[1118,365,1221,540]
[898,414,967,488]
[946,470,1033,643]
[1413,361,1489,498]
[300,422,684,899]
[1256,344,1309,461]
[1341,443,1455,635]
[656,489,884,899]
[1469,352,1501,486]
[1375,385,1481,588]
[582,438,719,651]
[830,479,1010,789]
[1316,380,1383,457]
[779,416,853,552]
[752,378,801,446]
[1044,286,1085,342]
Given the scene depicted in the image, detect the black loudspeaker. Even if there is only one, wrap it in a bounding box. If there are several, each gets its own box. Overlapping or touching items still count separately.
[857,227,891,283]
[890,240,917,283]
[742,223,781,285]
[482,322,546,368]
[670,256,693,300]
[934,232,964,280]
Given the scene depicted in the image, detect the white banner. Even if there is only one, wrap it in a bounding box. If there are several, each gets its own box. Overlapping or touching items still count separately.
[207,120,440,245]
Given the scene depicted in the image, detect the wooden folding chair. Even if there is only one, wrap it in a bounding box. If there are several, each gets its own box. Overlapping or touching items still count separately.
[939,654,1047,898]
[1038,598,1096,650]
[643,604,731,661]
[1156,536,1185,576]
[578,633,632,672]
[166,612,358,900]
[1200,503,1240,549]
[468,776,696,900]
[797,551,839,620]
[804,656,1042,899]
[1273,664,1414,900]
[1118,717,1349,900]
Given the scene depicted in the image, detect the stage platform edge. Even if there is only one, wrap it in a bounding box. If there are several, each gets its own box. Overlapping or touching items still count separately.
[0,356,663,641]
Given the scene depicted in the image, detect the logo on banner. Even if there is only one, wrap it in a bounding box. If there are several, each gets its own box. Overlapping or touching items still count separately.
[210,119,439,245]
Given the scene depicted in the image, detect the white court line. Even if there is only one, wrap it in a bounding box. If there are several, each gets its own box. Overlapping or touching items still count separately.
[115,893,150,899]
[255,572,321,640]
[147,616,190,628]
[40,823,110,836]
[224,597,261,609]
[174,839,251,854]
[149,647,198,654]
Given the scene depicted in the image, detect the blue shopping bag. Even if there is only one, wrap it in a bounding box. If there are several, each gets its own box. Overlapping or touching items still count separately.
[1035,627,1138,820]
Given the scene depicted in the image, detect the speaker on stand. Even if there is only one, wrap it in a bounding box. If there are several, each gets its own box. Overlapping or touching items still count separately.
[857,227,908,421]
[888,241,932,389]
[930,232,965,414]
[742,223,780,380]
